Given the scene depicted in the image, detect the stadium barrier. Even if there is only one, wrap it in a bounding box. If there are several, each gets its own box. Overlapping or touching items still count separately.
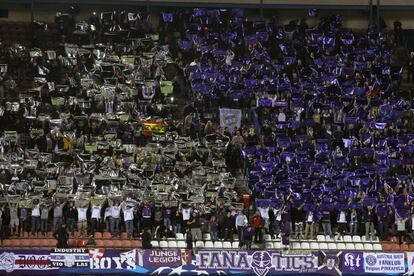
[0,248,412,275]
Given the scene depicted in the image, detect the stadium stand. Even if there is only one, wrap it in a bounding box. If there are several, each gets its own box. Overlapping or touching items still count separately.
[0,4,411,255]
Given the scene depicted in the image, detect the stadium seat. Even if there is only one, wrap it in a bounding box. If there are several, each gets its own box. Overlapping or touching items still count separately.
[222,241,232,249]
[273,241,282,250]
[337,243,346,250]
[400,244,409,251]
[382,244,391,251]
[318,243,328,250]
[21,239,30,247]
[103,232,112,239]
[10,239,20,247]
[104,240,113,247]
[213,241,223,248]
[120,233,128,240]
[131,240,141,248]
[67,239,76,247]
[39,239,49,247]
[346,243,355,250]
[96,240,105,247]
[409,244,414,251]
[204,241,214,248]
[168,241,177,248]
[373,244,382,251]
[159,241,168,248]
[195,241,204,248]
[151,241,159,248]
[325,236,333,242]
[389,236,398,242]
[264,234,272,241]
[328,243,337,250]
[47,232,54,238]
[343,236,352,242]
[310,242,319,250]
[292,242,301,249]
[352,236,361,243]
[31,239,41,247]
[113,240,122,248]
[363,236,379,242]
[177,241,186,248]
[48,239,57,247]
[316,235,325,242]
[121,240,132,248]
[301,242,310,250]
[176,233,184,240]
[390,244,400,251]
[232,242,239,249]
[265,242,274,249]
[203,234,211,240]
[94,232,103,239]
[364,244,373,251]
[355,243,364,250]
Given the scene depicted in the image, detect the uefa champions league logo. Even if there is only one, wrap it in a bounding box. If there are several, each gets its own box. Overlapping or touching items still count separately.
[251,251,272,276]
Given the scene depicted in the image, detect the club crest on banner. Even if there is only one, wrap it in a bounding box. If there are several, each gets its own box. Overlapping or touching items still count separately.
[251,251,272,276]
[219,108,241,133]
[0,252,15,273]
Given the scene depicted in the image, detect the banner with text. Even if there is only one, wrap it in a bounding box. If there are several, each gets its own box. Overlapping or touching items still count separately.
[406,252,414,276]
[193,250,340,276]
[137,249,187,269]
[363,252,405,274]
[0,249,57,275]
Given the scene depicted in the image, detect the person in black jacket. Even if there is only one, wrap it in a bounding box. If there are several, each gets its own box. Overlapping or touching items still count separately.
[64,202,77,237]
[268,208,275,239]
[185,227,193,250]
[141,228,152,249]
[223,211,234,242]
[54,223,69,248]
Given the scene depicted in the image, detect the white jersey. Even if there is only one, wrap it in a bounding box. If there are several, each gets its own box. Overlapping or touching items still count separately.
[182,208,191,221]
[77,207,88,221]
[91,205,101,219]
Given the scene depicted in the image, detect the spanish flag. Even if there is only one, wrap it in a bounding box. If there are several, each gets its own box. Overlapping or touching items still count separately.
[143,121,166,136]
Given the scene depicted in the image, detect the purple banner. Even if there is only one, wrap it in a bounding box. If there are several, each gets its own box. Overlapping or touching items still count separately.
[138,249,184,269]
[0,249,57,275]
[341,251,364,273]
[88,249,136,270]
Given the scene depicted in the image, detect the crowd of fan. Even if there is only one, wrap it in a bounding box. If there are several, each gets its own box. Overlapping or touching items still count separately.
[168,8,414,246]
[0,7,412,250]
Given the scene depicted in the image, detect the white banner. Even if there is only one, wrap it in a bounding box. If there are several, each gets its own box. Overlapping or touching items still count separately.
[406,252,414,275]
[363,252,405,274]
[219,108,242,133]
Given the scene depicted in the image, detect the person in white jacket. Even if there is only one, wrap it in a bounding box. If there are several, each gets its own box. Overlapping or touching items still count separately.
[235,210,248,245]
[121,201,136,240]
[109,200,121,237]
